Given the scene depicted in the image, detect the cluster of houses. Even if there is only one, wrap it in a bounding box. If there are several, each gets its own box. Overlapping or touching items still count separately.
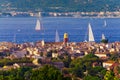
[0,41,120,77]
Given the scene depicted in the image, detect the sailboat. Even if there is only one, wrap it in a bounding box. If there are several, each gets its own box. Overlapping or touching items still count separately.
[35,12,45,45]
[101,33,108,43]
[102,33,105,40]
[35,19,41,31]
[104,20,107,27]
[35,12,42,31]
[55,30,60,42]
[88,23,95,42]
[84,23,95,42]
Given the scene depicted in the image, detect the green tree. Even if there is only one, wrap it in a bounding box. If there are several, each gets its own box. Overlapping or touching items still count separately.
[24,71,31,80]
[83,53,99,61]
[83,75,101,80]
[5,75,15,80]
[70,53,101,78]
[0,75,3,80]
[101,39,108,43]
[109,53,120,61]
[88,66,106,76]
[70,58,85,78]
[63,55,71,68]
[30,65,65,80]
[16,67,31,80]
[100,69,107,79]
[114,76,119,80]
[0,67,32,80]
[104,71,115,80]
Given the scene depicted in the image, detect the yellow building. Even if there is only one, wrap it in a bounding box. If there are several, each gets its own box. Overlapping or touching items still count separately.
[63,33,68,43]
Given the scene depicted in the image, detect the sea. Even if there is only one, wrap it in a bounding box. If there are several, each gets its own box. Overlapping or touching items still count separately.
[0,17,120,43]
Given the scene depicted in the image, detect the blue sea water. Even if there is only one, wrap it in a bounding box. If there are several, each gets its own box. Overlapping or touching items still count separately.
[0,17,120,43]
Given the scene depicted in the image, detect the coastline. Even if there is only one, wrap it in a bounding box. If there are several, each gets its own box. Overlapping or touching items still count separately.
[1,16,120,19]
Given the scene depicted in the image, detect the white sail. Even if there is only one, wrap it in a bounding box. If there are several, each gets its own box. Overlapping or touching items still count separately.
[102,33,106,40]
[88,23,95,42]
[104,20,107,27]
[55,30,60,42]
[35,12,42,31]
[35,19,41,31]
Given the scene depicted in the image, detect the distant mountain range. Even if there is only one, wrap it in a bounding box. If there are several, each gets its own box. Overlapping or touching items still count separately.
[0,0,120,12]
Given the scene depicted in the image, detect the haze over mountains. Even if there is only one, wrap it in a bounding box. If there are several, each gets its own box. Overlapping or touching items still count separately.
[0,0,120,12]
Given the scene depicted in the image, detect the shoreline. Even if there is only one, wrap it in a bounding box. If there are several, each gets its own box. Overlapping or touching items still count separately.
[1,16,120,19]
[0,40,120,44]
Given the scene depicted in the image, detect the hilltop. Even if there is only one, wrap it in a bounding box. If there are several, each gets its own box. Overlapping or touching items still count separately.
[0,0,120,12]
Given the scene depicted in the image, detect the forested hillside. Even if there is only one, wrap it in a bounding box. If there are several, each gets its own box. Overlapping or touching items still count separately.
[1,0,120,12]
